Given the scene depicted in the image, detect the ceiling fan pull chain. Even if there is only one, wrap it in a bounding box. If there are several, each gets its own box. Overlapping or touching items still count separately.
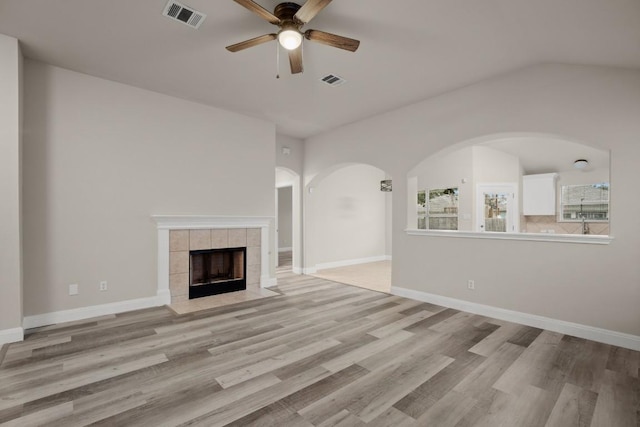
[276,41,280,79]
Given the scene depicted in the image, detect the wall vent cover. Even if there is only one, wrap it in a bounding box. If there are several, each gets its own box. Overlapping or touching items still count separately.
[320,74,346,86]
[163,1,206,29]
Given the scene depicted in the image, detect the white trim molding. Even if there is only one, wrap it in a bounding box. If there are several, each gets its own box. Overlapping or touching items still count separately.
[0,327,24,345]
[390,286,640,351]
[315,255,391,272]
[23,296,164,330]
[278,247,292,253]
[406,229,613,245]
[152,215,273,230]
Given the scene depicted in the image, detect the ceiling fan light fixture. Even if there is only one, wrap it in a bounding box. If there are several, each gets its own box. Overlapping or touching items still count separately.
[278,29,302,50]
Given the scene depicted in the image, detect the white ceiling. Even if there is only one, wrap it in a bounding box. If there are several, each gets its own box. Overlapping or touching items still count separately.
[485,137,609,175]
[1,0,639,139]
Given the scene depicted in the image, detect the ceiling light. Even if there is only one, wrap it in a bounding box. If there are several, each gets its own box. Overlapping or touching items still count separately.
[573,159,589,169]
[278,29,302,50]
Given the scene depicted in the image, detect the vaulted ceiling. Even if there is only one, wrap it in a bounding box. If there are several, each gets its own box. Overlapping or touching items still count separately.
[1,0,639,138]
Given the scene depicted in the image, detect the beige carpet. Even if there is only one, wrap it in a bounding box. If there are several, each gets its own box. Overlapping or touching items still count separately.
[311,260,391,293]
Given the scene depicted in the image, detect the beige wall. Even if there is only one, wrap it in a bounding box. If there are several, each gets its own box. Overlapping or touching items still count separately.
[411,147,474,230]
[276,134,304,176]
[0,34,23,336]
[277,186,293,249]
[22,60,276,316]
[307,164,388,267]
[304,64,640,336]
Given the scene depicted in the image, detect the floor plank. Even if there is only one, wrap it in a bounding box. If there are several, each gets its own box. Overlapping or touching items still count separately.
[1,272,639,426]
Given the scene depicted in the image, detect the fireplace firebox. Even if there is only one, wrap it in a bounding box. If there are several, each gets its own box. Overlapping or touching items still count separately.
[189,247,246,299]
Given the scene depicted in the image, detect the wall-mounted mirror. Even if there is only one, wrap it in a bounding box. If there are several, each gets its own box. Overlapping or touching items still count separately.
[407,135,610,236]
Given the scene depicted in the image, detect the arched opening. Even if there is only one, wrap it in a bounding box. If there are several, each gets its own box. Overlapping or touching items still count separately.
[305,163,392,293]
[407,132,610,238]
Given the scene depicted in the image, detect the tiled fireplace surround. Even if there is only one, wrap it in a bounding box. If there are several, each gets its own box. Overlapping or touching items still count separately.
[153,216,272,305]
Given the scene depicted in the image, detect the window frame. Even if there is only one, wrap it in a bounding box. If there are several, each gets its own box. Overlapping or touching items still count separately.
[427,187,459,231]
[558,183,610,223]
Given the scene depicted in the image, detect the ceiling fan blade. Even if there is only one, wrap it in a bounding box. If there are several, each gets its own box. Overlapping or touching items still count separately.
[289,48,303,74]
[305,29,360,52]
[226,34,277,52]
[233,0,281,25]
[294,0,332,24]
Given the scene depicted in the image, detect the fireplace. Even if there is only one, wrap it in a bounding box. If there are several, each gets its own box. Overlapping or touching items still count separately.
[153,217,270,305]
[189,247,246,299]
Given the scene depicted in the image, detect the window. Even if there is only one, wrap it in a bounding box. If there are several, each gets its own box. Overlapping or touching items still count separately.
[560,183,609,222]
[417,190,427,229]
[428,187,459,230]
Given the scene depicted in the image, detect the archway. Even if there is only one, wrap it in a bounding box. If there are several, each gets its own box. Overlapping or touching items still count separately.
[407,132,610,236]
[305,163,392,293]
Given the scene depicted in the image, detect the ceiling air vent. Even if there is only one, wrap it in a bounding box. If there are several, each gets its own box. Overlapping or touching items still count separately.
[163,1,206,29]
[320,74,346,87]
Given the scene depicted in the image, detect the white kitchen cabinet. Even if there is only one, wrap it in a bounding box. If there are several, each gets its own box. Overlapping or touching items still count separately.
[523,173,558,215]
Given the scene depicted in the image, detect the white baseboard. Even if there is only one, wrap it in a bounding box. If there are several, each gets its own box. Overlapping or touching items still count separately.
[0,327,24,345]
[315,255,390,272]
[23,296,166,330]
[390,286,640,352]
[302,267,317,274]
[292,267,303,275]
[278,247,292,253]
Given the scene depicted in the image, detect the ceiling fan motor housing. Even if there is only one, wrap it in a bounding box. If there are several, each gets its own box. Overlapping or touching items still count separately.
[274,2,302,22]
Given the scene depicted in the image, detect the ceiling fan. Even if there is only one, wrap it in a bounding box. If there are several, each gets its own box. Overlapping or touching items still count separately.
[226,0,360,74]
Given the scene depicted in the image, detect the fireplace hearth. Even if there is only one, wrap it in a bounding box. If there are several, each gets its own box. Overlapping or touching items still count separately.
[189,247,246,299]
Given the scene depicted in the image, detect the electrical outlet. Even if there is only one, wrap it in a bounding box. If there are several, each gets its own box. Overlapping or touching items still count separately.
[99,281,108,291]
[467,280,475,290]
[69,284,79,295]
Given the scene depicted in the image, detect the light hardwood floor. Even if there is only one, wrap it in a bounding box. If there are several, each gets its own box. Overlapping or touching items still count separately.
[1,272,638,426]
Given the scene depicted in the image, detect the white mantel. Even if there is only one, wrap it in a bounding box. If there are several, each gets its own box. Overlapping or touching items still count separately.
[152,215,274,305]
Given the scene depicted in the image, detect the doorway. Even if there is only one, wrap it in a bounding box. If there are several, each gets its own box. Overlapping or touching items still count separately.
[277,186,293,272]
[476,183,518,232]
[275,167,301,274]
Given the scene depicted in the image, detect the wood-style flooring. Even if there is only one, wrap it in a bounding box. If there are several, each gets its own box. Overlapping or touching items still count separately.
[1,272,639,426]
[277,250,293,274]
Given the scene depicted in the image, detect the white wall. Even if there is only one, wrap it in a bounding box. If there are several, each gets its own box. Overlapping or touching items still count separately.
[22,60,276,317]
[308,164,388,268]
[277,186,293,249]
[304,64,640,337]
[276,134,304,176]
[0,34,23,342]
[473,146,520,183]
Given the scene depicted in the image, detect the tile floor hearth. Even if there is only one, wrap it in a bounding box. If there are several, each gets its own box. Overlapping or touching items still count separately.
[168,284,279,315]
